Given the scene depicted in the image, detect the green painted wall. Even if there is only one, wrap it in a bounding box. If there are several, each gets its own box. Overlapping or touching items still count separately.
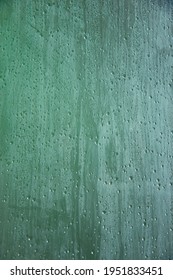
[0,0,173,259]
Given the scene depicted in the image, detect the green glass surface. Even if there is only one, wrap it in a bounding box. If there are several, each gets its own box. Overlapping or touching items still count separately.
[0,0,173,259]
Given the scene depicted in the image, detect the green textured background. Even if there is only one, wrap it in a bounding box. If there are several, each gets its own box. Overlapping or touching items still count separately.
[0,0,173,260]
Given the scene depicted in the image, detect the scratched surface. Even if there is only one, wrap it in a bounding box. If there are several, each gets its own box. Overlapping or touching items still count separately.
[0,0,173,259]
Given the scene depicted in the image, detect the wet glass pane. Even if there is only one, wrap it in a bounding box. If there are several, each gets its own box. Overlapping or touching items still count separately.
[0,0,173,259]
